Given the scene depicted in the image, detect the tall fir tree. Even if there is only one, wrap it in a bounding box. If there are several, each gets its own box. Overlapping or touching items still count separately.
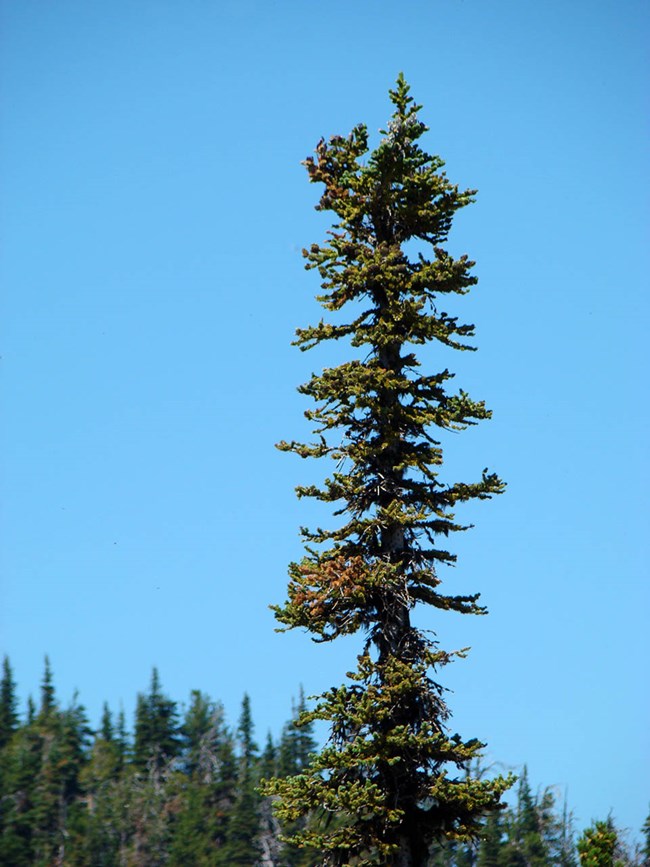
[263,75,512,865]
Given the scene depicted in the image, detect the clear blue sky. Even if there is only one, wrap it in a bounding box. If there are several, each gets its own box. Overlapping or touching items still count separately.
[2,0,648,843]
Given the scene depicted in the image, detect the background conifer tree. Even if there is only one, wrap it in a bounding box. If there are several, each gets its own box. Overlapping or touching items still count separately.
[0,656,19,749]
[75,706,126,866]
[260,731,277,780]
[577,818,625,867]
[0,708,42,866]
[26,695,36,725]
[641,810,650,866]
[476,811,504,867]
[277,688,317,781]
[263,75,513,865]
[39,656,56,721]
[99,702,114,742]
[221,694,262,865]
[168,690,236,865]
[500,767,550,867]
[558,798,579,867]
[273,690,320,866]
[133,668,181,772]
[12,670,93,867]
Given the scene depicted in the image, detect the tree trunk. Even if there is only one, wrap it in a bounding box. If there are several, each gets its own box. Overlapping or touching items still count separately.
[393,833,430,867]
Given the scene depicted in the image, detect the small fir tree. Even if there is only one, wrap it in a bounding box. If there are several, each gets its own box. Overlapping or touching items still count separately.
[114,707,129,770]
[274,691,321,866]
[260,731,277,780]
[29,692,92,866]
[0,710,44,866]
[277,688,317,780]
[75,714,125,864]
[263,75,512,865]
[133,668,181,772]
[558,796,579,867]
[476,811,504,867]
[0,656,19,749]
[100,702,114,742]
[181,689,225,779]
[642,809,650,866]
[507,767,549,866]
[169,689,237,864]
[26,695,36,724]
[577,818,624,867]
[221,694,262,865]
[39,655,56,720]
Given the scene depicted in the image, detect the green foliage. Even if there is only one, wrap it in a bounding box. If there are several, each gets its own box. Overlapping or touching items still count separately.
[577,819,623,867]
[264,74,513,863]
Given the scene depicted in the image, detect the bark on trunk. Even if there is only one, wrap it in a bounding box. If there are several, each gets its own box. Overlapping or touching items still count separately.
[393,834,430,867]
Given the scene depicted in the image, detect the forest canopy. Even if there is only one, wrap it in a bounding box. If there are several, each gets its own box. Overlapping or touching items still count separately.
[0,657,646,866]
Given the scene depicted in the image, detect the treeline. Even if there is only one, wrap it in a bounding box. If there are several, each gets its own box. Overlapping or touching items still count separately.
[0,656,647,866]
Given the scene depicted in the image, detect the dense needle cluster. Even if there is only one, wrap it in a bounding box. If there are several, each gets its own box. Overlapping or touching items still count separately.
[263,76,513,866]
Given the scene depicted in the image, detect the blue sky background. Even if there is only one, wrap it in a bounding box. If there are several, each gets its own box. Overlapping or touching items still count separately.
[2,0,648,843]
